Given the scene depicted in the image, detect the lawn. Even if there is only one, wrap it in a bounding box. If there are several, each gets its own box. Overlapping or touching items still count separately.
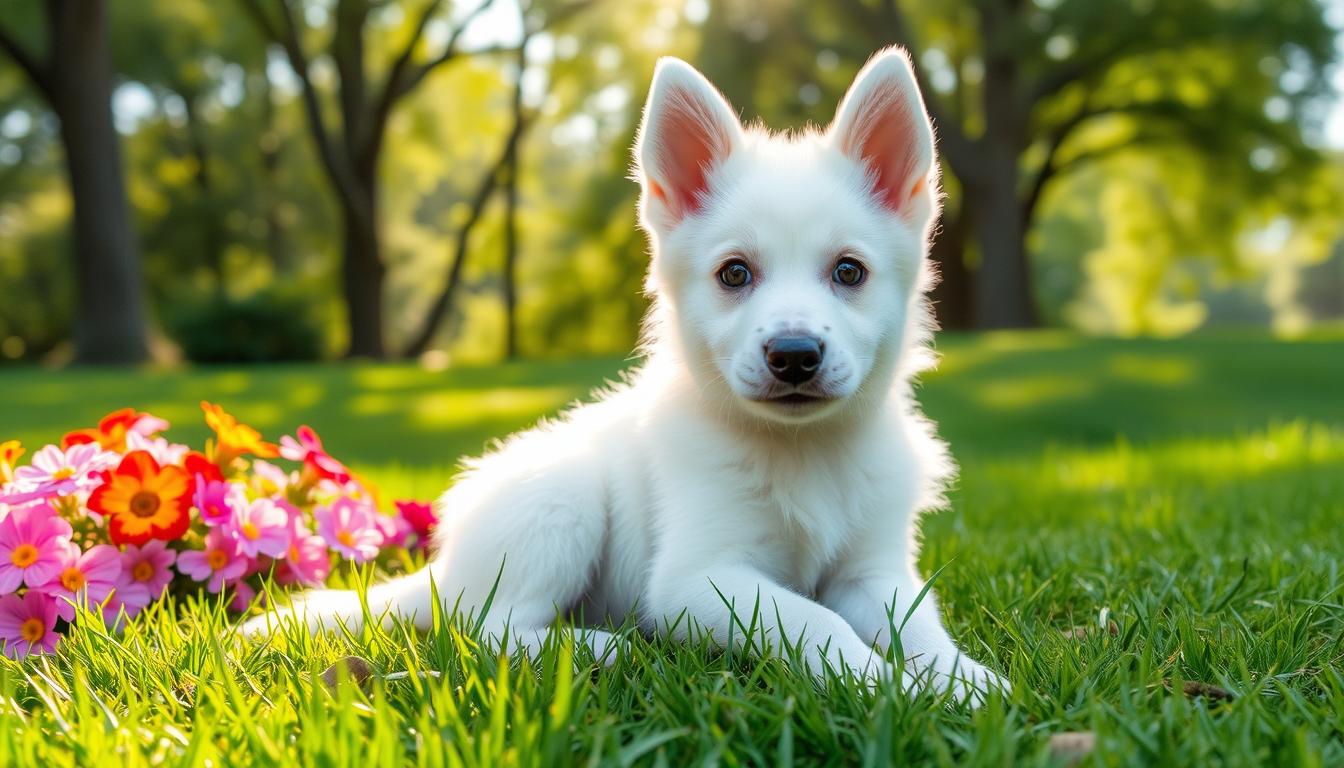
[1,332,1342,766]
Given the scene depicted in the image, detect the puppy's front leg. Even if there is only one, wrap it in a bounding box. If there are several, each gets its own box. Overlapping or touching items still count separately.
[648,561,891,684]
[820,527,1009,702]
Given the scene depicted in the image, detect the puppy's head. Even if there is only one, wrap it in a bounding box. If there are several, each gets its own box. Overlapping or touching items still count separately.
[634,48,940,425]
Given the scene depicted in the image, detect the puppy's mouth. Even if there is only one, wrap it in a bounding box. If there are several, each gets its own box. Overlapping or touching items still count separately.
[750,391,835,407]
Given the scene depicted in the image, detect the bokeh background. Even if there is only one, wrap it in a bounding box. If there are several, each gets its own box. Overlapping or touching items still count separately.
[1,0,1343,367]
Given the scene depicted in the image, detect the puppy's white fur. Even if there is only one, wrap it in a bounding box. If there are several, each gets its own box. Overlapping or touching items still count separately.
[244,48,1007,700]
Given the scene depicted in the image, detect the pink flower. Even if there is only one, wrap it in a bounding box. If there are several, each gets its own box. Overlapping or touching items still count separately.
[280,426,352,484]
[177,530,249,593]
[278,533,332,586]
[126,432,189,468]
[3,443,117,503]
[109,540,177,619]
[38,542,122,622]
[0,591,60,658]
[121,540,176,598]
[395,500,438,546]
[373,511,411,549]
[225,497,290,559]
[250,460,295,496]
[315,498,382,563]
[194,476,245,527]
[0,504,73,594]
[228,580,261,612]
[101,588,149,625]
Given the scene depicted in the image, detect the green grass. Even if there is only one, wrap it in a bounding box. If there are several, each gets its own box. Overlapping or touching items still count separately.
[1,331,1342,766]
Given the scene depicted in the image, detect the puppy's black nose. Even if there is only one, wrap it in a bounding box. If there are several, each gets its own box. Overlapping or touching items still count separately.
[765,336,823,385]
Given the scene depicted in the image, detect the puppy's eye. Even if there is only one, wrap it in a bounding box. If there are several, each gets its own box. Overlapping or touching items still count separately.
[832,257,866,287]
[718,260,753,289]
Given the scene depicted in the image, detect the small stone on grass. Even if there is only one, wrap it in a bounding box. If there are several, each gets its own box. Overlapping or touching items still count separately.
[321,655,375,690]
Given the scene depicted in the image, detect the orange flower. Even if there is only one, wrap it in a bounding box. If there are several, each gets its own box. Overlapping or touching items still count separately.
[201,402,278,463]
[0,440,21,483]
[62,408,164,452]
[88,451,192,545]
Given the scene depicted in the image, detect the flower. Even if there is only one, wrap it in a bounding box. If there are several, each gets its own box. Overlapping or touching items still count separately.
[225,497,290,559]
[0,591,60,659]
[395,500,439,546]
[62,408,167,452]
[228,580,260,612]
[183,451,225,483]
[126,432,190,468]
[0,440,22,484]
[39,543,122,622]
[194,476,245,527]
[88,451,193,545]
[0,504,73,594]
[280,426,351,484]
[315,498,382,563]
[177,530,249,593]
[100,588,146,625]
[201,402,278,463]
[249,460,295,497]
[373,511,411,549]
[278,531,332,586]
[10,443,119,500]
[120,540,176,598]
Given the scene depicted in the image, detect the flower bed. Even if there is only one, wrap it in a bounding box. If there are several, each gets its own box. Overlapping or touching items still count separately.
[0,405,437,659]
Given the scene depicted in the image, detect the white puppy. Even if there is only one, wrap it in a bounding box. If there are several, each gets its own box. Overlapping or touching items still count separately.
[245,47,1008,701]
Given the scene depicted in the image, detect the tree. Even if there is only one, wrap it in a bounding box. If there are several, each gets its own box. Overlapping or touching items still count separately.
[798,0,1336,328]
[0,0,149,363]
[238,0,597,358]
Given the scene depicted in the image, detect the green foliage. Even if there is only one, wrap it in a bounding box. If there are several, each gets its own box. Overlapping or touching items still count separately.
[0,0,1342,358]
[1,332,1342,763]
[160,287,328,364]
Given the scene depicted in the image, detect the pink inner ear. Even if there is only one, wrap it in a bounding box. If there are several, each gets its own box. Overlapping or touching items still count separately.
[652,88,731,220]
[842,86,923,212]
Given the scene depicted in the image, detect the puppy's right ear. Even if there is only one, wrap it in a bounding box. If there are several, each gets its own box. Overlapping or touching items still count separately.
[635,58,742,226]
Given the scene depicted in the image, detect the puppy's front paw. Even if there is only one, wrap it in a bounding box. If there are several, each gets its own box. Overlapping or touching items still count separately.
[908,656,1010,707]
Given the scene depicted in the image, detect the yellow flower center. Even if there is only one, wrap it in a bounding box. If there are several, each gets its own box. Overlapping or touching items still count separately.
[20,618,44,643]
[10,544,38,568]
[132,561,156,582]
[287,545,300,560]
[129,490,161,518]
[51,467,76,481]
[206,549,229,570]
[60,567,85,592]
[336,530,354,547]
[241,521,260,540]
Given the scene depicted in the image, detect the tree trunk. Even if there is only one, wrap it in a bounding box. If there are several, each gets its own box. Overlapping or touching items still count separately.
[928,206,972,330]
[258,68,287,271]
[970,13,1037,330]
[340,192,386,358]
[180,89,226,291]
[47,0,149,364]
[967,163,1036,328]
[501,152,520,360]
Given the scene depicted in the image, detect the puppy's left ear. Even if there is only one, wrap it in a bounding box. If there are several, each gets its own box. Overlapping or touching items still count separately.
[828,47,936,217]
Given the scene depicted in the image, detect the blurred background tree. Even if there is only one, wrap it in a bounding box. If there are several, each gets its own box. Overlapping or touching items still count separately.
[0,0,149,363]
[0,0,1340,365]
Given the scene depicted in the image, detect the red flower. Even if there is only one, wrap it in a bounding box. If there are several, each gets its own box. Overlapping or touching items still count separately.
[183,451,225,483]
[62,408,167,452]
[279,426,352,484]
[395,500,438,544]
[88,451,192,545]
